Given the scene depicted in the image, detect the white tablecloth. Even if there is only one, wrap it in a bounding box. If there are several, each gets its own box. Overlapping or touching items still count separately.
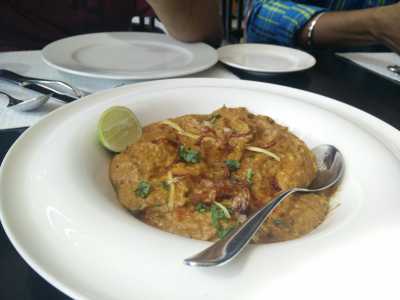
[0,51,238,129]
[336,52,400,83]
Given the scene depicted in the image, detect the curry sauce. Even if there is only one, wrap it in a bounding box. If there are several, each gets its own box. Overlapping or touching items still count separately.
[110,107,330,243]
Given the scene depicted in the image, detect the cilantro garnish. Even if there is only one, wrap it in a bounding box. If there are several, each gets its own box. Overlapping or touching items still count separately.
[195,202,208,213]
[135,181,151,198]
[210,203,235,239]
[217,225,235,239]
[178,145,200,164]
[161,181,170,191]
[224,160,240,172]
[273,219,288,228]
[209,114,221,124]
[246,168,254,185]
[211,203,227,227]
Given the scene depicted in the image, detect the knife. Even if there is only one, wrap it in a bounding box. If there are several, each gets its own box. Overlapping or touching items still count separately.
[0,69,87,103]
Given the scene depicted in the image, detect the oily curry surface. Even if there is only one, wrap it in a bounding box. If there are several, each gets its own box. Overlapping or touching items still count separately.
[110,107,330,243]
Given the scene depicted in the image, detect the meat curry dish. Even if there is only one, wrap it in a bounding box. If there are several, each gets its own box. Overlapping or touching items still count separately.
[110,107,331,243]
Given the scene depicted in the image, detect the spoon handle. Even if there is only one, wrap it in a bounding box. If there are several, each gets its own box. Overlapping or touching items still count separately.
[0,90,22,106]
[184,189,297,267]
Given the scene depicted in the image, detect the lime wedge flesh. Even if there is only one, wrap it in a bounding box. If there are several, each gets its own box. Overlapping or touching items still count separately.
[97,106,142,152]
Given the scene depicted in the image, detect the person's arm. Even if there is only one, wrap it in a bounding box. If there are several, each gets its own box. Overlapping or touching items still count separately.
[146,0,223,46]
[246,0,326,47]
[297,2,400,53]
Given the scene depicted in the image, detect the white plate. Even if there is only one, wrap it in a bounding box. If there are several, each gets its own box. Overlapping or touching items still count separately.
[42,32,218,80]
[336,52,400,83]
[1,79,400,300]
[218,44,316,74]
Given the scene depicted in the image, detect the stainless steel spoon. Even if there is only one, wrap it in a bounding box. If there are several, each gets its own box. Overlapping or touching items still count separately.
[387,65,400,76]
[20,78,89,98]
[0,90,52,111]
[184,144,344,267]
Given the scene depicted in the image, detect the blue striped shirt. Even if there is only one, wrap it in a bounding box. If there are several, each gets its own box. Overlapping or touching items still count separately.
[246,0,397,46]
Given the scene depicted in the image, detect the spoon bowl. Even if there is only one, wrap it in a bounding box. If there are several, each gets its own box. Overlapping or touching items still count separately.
[184,144,344,267]
[301,144,344,191]
[0,90,52,111]
[387,65,400,76]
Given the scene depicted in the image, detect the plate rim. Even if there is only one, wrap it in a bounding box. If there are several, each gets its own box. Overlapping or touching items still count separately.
[217,43,317,74]
[1,78,400,299]
[41,32,218,80]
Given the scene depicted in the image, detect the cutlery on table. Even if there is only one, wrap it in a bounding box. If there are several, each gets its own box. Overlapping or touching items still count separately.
[0,90,52,111]
[387,65,400,76]
[0,69,89,102]
[184,144,344,267]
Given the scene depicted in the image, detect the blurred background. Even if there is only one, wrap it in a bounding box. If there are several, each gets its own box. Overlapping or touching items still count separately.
[0,0,246,52]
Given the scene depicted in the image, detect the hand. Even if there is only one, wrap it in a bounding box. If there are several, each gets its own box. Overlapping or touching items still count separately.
[372,2,400,53]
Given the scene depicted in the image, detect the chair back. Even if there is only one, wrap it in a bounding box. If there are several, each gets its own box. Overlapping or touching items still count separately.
[222,0,246,43]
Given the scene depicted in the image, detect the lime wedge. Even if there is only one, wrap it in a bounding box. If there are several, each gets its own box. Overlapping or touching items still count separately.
[97,106,142,153]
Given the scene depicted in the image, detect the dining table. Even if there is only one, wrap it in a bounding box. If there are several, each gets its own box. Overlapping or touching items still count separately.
[0,48,399,299]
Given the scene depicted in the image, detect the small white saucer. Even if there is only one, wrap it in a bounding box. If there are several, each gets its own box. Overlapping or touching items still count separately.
[218,44,316,74]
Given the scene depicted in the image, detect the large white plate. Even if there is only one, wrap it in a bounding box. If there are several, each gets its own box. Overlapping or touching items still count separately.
[218,44,316,74]
[1,79,400,300]
[42,32,218,80]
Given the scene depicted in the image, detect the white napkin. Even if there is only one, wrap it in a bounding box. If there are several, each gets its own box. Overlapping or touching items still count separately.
[336,52,400,83]
[0,51,237,129]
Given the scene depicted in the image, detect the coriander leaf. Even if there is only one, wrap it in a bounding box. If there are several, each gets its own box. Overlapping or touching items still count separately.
[217,225,235,239]
[210,203,227,227]
[135,181,151,198]
[246,168,254,185]
[211,203,236,239]
[209,114,221,124]
[210,205,219,227]
[225,160,240,172]
[213,202,231,218]
[195,202,208,213]
[178,145,200,164]
[161,181,170,191]
[273,218,288,228]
